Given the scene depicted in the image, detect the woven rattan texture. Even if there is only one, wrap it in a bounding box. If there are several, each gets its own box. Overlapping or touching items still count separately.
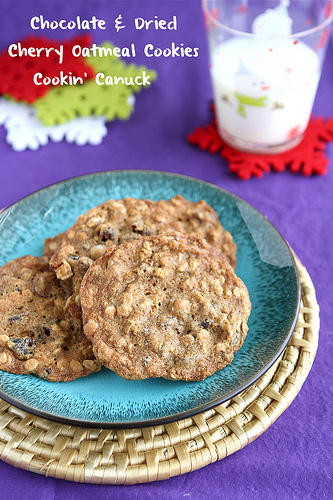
[0,257,319,484]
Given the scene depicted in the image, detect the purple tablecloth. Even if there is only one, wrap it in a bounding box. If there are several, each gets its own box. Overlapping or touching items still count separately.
[0,1,332,498]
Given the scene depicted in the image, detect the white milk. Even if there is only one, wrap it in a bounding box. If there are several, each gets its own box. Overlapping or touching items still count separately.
[211,36,321,148]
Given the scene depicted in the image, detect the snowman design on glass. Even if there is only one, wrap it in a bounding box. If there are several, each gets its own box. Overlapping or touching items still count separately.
[233,61,270,117]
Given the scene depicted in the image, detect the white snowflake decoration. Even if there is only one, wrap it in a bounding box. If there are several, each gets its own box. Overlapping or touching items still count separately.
[0,98,108,151]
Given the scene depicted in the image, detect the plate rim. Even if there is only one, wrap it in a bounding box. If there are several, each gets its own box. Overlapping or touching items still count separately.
[0,169,301,429]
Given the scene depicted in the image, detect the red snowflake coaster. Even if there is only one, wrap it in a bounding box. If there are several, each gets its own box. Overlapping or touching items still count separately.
[0,34,95,103]
[188,107,333,180]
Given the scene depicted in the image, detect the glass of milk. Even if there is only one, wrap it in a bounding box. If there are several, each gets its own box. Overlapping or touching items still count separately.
[202,0,333,153]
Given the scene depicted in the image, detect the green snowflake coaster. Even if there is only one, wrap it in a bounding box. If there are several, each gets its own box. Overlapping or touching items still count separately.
[34,43,158,126]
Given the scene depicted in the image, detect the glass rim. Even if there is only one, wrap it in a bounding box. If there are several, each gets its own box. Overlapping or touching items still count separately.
[202,0,333,39]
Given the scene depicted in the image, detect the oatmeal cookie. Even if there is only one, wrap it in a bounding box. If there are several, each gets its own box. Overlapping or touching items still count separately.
[0,255,100,381]
[43,232,64,257]
[49,196,236,317]
[80,232,250,381]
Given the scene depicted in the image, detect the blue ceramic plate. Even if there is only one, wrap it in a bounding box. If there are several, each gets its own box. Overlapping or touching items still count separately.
[0,171,300,428]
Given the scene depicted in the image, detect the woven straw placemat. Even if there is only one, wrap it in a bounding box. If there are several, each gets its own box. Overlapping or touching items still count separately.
[0,256,319,484]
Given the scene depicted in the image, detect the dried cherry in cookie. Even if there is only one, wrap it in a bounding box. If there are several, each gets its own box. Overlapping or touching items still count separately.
[80,232,250,382]
[0,255,100,381]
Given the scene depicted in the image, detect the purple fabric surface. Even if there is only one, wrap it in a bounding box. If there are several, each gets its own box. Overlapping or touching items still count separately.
[0,1,332,499]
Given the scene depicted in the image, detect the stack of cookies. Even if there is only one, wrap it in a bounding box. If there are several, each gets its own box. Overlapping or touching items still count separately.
[0,195,251,382]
